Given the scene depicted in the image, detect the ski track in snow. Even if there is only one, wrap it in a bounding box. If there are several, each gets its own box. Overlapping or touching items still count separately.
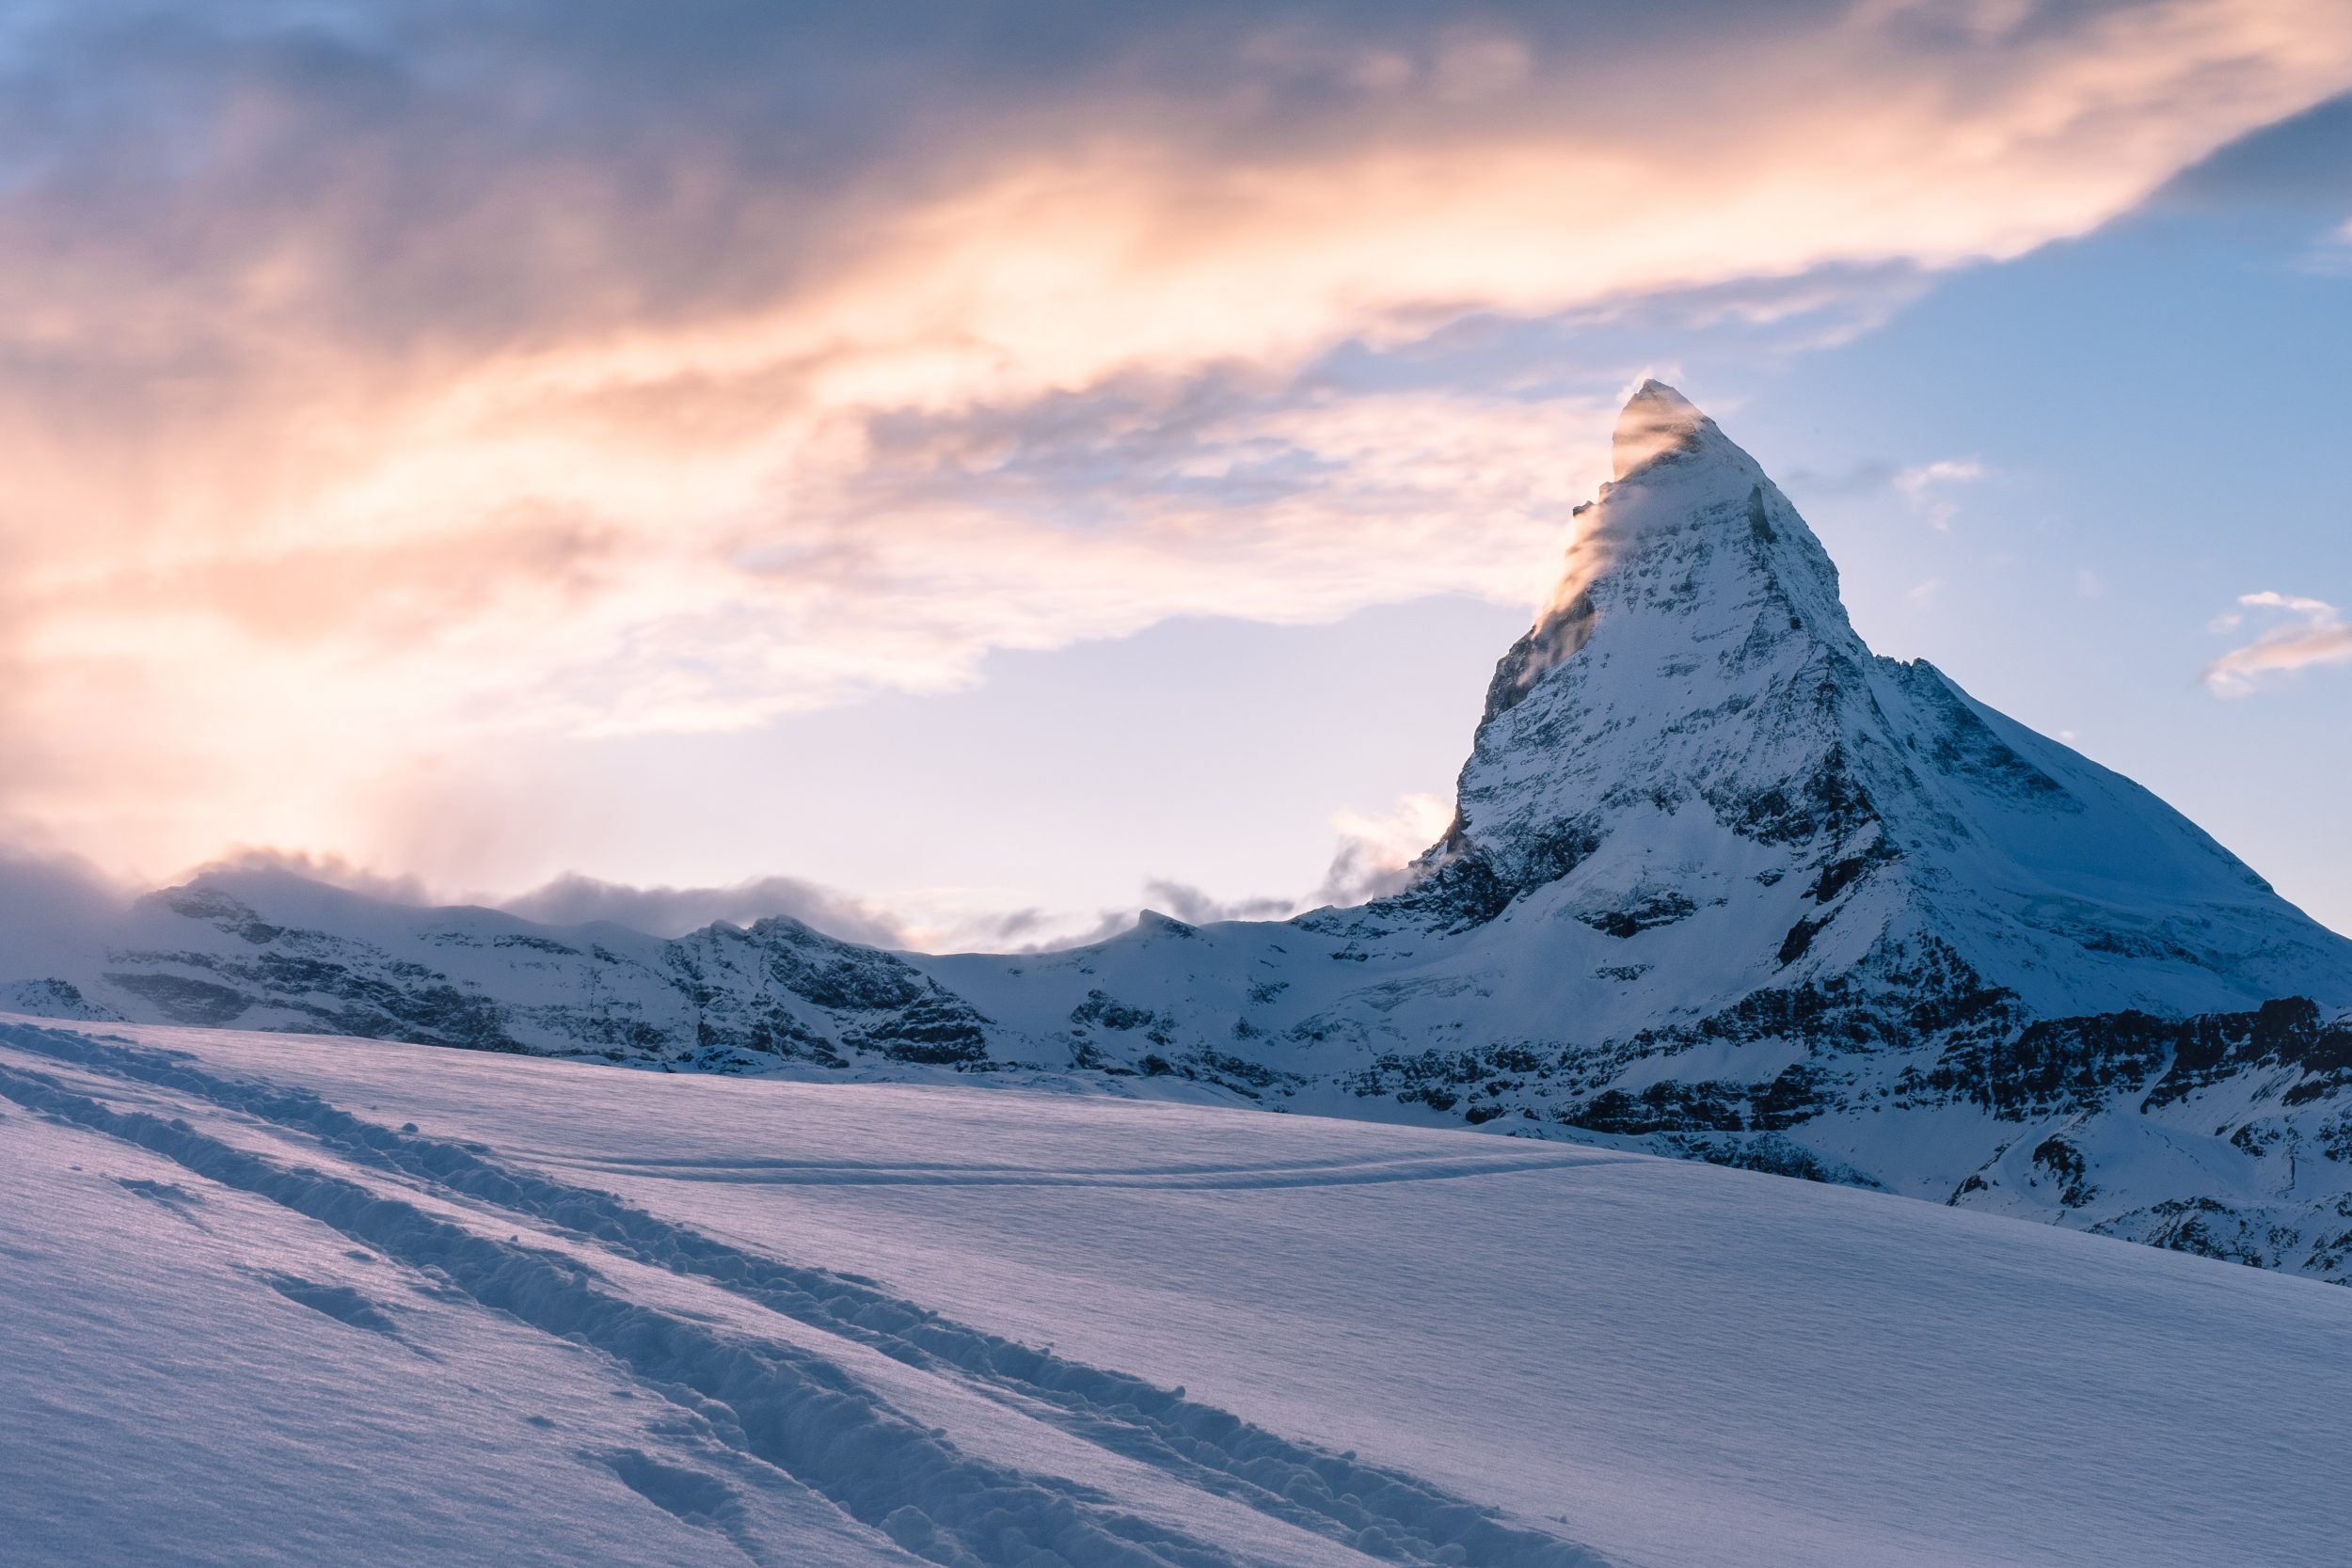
[538,1148,1629,1190]
[0,1022,1613,1568]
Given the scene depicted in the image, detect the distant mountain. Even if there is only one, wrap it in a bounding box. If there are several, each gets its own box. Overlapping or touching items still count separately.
[10,383,2352,1282]
[0,869,997,1069]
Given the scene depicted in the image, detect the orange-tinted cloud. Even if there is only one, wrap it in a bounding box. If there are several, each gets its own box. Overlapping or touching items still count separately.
[2206,591,2352,693]
[3,0,2350,880]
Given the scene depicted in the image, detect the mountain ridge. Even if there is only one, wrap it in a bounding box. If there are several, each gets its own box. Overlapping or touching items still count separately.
[10,382,2352,1282]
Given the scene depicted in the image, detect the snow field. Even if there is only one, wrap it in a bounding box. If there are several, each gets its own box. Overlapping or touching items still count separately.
[5,1018,2349,1568]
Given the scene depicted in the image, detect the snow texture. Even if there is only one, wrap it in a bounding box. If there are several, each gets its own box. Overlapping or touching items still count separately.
[5,1019,2350,1568]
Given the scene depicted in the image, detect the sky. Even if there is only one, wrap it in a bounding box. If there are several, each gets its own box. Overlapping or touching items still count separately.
[1,0,2348,947]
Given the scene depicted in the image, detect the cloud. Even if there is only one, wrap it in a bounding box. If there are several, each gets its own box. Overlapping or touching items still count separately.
[2205,589,2352,693]
[1136,881,1300,927]
[1895,460,1987,493]
[2312,215,2352,268]
[3,0,2351,881]
[0,847,134,979]
[1892,458,1987,530]
[1311,792,1457,906]
[163,848,918,946]
[2152,84,2352,211]
[1781,459,1903,499]
[197,850,959,950]
[489,784,1449,952]
[17,778,1456,958]
[496,872,913,946]
[1125,792,1455,931]
[921,790,1454,951]
[1782,452,1986,524]
[2241,590,2339,615]
[197,847,437,907]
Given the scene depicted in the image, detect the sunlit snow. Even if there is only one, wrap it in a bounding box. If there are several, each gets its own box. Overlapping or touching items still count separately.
[5,1018,2347,1568]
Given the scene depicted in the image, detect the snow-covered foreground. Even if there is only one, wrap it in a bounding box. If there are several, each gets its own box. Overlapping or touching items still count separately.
[4,1019,2347,1568]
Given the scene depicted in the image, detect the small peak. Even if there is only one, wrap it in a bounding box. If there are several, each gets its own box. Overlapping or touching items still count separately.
[1613,379,1718,479]
[1134,910,1198,938]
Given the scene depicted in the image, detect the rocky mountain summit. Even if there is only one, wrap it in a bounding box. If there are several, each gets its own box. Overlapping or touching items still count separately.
[11,382,2352,1282]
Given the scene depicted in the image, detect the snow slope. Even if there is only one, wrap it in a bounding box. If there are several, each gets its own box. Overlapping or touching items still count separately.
[8,382,2352,1283]
[5,1016,2349,1568]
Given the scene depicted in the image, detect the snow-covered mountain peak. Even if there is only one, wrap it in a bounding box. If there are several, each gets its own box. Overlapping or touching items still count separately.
[1529,388,1852,663]
[1610,377,1722,478]
[1393,386,1869,924]
[1379,380,2352,1022]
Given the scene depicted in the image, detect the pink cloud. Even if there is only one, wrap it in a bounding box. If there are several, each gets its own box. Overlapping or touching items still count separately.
[2205,591,2352,694]
[2,0,2350,880]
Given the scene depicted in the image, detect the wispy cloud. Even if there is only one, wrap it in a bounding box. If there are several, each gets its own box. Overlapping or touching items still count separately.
[1314,792,1456,906]
[2205,589,2352,693]
[1892,458,1987,530]
[931,790,1454,949]
[497,873,914,947]
[2291,215,2352,273]
[144,787,1459,954]
[2,1,2350,879]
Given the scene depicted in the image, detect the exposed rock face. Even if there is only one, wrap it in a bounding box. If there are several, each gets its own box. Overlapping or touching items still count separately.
[10,382,2352,1282]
